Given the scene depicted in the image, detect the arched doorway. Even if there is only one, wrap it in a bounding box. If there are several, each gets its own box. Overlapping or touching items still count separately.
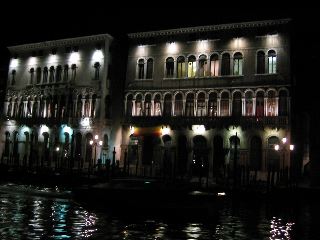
[177,135,188,177]
[213,135,224,179]
[229,135,240,173]
[268,136,280,170]
[250,136,262,171]
[162,134,172,178]
[192,135,208,179]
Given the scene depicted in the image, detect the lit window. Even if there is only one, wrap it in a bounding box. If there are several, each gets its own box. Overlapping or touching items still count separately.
[268,50,277,74]
[146,58,153,79]
[198,55,208,77]
[187,55,196,78]
[165,57,174,78]
[221,53,230,76]
[137,59,144,79]
[233,52,243,76]
[177,56,185,78]
[210,54,219,77]
[93,62,101,80]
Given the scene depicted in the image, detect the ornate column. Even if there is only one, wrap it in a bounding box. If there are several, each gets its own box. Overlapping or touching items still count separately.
[252,97,256,116]
[151,100,154,116]
[217,98,221,116]
[242,97,245,116]
[229,98,232,116]
[264,97,268,116]
[205,99,208,116]
[194,99,197,116]
[89,98,93,117]
[132,100,136,116]
[81,98,85,117]
[275,97,279,116]
[23,101,28,117]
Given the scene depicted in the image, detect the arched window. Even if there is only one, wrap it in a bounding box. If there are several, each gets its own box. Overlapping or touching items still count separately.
[63,64,69,82]
[29,68,34,84]
[221,53,230,76]
[197,92,206,116]
[233,52,243,75]
[257,51,265,74]
[135,94,142,116]
[144,94,151,116]
[146,58,153,79]
[56,65,62,82]
[198,55,208,77]
[268,50,277,74]
[84,95,90,117]
[175,93,183,116]
[220,92,229,116]
[11,70,16,85]
[232,92,242,117]
[185,93,194,116]
[137,59,144,79]
[256,91,264,117]
[187,55,196,77]
[49,66,55,83]
[245,91,253,116]
[71,64,77,81]
[154,94,161,116]
[177,56,186,78]
[43,67,48,83]
[94,62,101,80]
[210,54,219,77]
[163,94,172,117]
[36,67,41,84]
[208,92,218,117]
[267,90,276,116]
[250,136,262,170]
[126,94,133,117]
[278,90,288,116]
[165,57,174,78]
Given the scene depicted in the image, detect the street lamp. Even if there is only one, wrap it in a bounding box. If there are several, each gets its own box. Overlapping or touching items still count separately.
[89,134,103,168]
[274,137,294,182]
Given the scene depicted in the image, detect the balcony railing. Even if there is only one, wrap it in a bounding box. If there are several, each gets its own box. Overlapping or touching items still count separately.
[124,116,289,129]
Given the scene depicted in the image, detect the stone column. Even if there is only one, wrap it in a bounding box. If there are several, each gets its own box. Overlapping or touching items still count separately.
[132,100,136,116]
[151,100,154,116]
[264,97,268,116]
[242,97,245,116]
[81,98,85,117]
[275,97,279,116]
[89,98,92,117]
[217,98,221,116]
[253,97,256,116]
[229,98,232,116]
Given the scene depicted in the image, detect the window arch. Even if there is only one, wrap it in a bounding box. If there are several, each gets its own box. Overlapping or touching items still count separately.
[165,57,174,78]
[250,136,262,170]
[144,94,152,116]
[11,70,16,85]
[175,93,183,116]
[278,90,288,116]
[256,91,264,117]
[36,67,41,84]
[221,53,230,76]
[49,66,55,83]
[177,56,186,78]
[208,92,218,117]
[267,90,276,116]
[135,94,143,116]
[94,62,101,80]
[187,55,196,77]
[56,65,62,82]
[198,55,208,77]
[268,50,277,74]
[154,94,161,116]
[257,51,265,74]
[220,92,230,116]
[43,67,48,83]
[163,94,172,117]
[233,52,243,75]
[29,68,35,84]
[71,64,77,81]
[232,92,242,117]
[185,93,194,116]
[229,135,240,166]
[137,59,144,79]
[63,64,69,82]
[146,58,153,79]
[245,91,253,116]
[210,54,219,77]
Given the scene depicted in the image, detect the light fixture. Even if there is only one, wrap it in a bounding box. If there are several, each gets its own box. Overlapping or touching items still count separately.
[274,144,280,151]
[282,137,287,144]
[129,126,135,135]
[290,145,294,151]
[161,126,170,135]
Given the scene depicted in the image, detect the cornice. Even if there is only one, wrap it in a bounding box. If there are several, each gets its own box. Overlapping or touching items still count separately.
[128,19,291,39]
[8,34,113,53]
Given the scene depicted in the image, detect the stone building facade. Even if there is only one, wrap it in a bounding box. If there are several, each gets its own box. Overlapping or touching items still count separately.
[0,34,123,169]
[122,19,292,181]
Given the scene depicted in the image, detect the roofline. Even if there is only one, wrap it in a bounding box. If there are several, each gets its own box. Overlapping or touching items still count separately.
[128,19,291,39]
[8,34,113,53]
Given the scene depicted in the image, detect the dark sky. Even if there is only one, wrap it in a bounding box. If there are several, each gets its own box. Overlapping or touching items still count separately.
[0,7,318,105]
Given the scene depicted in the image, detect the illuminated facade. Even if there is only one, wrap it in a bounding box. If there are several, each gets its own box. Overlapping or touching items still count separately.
[0,34,123,169]
[122,19,292,181]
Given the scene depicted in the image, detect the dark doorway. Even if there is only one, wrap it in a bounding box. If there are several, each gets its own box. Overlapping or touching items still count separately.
[177,135,188,177]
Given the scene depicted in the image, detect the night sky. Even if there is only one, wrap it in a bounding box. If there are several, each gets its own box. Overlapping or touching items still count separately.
[0,7,318,110]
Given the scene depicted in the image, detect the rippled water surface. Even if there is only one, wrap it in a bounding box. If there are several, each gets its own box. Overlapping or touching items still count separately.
[0,184,318,239]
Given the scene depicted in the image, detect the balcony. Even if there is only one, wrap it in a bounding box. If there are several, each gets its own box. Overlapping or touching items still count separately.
[124,116,289,129]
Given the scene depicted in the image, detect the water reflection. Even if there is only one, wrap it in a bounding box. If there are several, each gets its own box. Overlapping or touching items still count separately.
[0,191,98,239]
[270,217,295,240]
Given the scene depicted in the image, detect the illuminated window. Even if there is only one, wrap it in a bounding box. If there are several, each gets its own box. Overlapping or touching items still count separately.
[256,91,264,117]
[29,68,34,84]
[185,93,194,116]
[93,62,101,80]
[56,65,62,82]
[198,55,208,77]
[187,55,196,78]
[268,50,277,74]
[146,58,153,79]
[221,53,230,76]
[63,64,69,82]
[245,91,253,116]
[267,90,276,116]
[43,67,48,83]
[233,52,243,75]
[137,59,144,79]
[11,70,16,85]
[49,66,55,83]
[36,67,41,84]
[71,64,77,81]
[177,56,185,78]
[210,54,219,77]
[154,94,161,116]
[165,57,174,78]
[220,92,229,116]
[256,51,265,74]
[208,92,217,117]
[135,94,142,116]
[144,94,151,116]
[197,92,206,116]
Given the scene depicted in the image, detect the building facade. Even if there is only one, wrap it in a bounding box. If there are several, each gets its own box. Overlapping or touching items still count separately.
[122,19,292,181]
[0,34,123,169]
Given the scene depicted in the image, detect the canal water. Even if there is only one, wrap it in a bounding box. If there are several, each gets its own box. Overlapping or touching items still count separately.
[0,183,318,239]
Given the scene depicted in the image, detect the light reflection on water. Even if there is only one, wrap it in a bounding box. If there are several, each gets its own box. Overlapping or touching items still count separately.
[0,184,313,239]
